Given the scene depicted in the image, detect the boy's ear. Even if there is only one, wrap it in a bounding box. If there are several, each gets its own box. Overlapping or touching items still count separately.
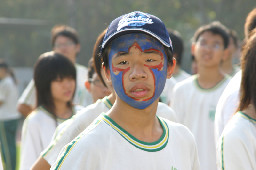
[191,43,196,55]
[85,81,91,91]
[222,48,230,61]
[102,64,112,83]
[75,44,81,53]
[167,58,176,79]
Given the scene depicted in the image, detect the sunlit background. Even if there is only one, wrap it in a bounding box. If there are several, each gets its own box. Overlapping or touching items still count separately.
[0,0,255,93]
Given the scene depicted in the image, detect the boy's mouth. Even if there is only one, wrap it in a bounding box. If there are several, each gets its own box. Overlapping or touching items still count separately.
[129,85,150,99]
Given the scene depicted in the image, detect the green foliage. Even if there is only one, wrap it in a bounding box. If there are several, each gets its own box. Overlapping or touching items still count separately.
[0,0,255,70]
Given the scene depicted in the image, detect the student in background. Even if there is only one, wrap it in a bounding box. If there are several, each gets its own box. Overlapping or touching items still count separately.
[168,29,190,82]
[20,52,83,170]
[0,61,21,170]
[221,29,240,76]
[217,29,256,170]
[85,58,111,103]
[191,54,198,74]
[215,8,256,142]
[17,25,91,117]
[171,21,230,170]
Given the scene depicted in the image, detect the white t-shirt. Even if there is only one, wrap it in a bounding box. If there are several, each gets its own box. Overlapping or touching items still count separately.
[42,97,177,165]
[229,65,240,77]
[0,76,20,120]
[73,64,92,106]
[51,114,200,170]
[215,71,241,142]
[20,105,82,170]
[217,111,256,170]
[160,77,177,105]
[18,64,92,107]
[171,75,230,170]
[173,69,191,83]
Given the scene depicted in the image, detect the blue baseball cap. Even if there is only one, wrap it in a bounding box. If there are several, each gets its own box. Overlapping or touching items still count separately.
[101,11,173,52]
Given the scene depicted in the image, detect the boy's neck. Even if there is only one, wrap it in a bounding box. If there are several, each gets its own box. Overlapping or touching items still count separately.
[197,67,225,89]
[221,59,233,75]
[108,98,163,143]
[242,103,256,120]
[107,93,116,105]
[54,101,72,119]
[173,65,180,75]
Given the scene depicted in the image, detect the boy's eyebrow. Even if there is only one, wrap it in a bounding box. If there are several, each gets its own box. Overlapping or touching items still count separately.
[113,51,128,58]
[144,49,161,54]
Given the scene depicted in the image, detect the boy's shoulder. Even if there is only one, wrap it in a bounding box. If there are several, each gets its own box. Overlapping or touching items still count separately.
[221,112,255,141]
[173,75,197,92]
[162,118,195,139]
[157,102,177,122]
[73,97,111,120]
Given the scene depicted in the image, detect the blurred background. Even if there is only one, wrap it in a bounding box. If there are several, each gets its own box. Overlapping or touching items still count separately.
[0,0,255,93]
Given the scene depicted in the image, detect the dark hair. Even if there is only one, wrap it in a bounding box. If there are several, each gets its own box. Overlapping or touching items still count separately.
[0,61,17,84]
[228,29,239,48]
[168,29,184,65]
[51,25,80,47]
[238,29,256,111]
[101,33,173,70]
[192,21,229,49]
[93,29,107,87]
[34,52,76,114]
[87,58,95,80]
[244,8,256,40]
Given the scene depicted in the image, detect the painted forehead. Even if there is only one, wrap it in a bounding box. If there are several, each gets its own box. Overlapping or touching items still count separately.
[110,33,165,52]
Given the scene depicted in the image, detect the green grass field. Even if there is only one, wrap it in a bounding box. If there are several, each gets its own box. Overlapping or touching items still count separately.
[16,143,20,170]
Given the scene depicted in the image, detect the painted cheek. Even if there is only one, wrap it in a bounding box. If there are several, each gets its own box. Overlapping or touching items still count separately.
[111,63,130,95]
[111,64,130,75]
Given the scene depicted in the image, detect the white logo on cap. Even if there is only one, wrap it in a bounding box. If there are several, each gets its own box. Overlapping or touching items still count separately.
[117,12,153,31]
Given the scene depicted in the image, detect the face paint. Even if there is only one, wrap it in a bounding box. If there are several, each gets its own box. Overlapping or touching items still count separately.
[109,33,168,109]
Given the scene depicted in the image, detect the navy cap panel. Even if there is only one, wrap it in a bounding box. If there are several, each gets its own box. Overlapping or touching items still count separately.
[102,11,173,52]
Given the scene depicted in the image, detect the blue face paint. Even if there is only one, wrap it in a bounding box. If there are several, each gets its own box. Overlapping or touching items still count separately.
[109,33,168,109]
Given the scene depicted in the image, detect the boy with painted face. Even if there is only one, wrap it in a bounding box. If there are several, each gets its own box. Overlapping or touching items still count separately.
[52,11,199,170]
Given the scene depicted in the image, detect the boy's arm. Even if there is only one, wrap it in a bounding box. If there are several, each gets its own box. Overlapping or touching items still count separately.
[20,118,42,170]
[0,79,9,106]
[17,79,36,117]
[170,84,185,123]
[31,157,50,170]
[217,134,253,170]
[41,108,99,166]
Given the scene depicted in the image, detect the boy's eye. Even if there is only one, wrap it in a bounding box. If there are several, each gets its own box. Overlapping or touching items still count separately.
[213,43,220,50]
[199,40,207,46]
[146,59,155,62]
[118,61,128,65]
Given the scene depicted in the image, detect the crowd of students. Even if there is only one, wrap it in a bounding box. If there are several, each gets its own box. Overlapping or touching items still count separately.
[0,8,255,170]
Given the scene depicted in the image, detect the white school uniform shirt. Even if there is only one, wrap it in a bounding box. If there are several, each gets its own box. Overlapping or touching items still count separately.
[20,105,82,170]
[160,77,177,105]
[171,75,230,170]
[42,96,177,166]
[217,112,256,170]
[74,64,93,106]
[51,114,200,170]
[215,71,241,142]
[0,76,20,120]
[173,69,191,83]
[18,64,92,107]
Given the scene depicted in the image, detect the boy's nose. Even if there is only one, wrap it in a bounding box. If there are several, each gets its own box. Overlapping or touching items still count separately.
[129,63,148,81]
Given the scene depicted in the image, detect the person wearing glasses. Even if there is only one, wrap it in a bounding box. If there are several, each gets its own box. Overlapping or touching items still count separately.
[171,21,230,170]
[85,58,111,103]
